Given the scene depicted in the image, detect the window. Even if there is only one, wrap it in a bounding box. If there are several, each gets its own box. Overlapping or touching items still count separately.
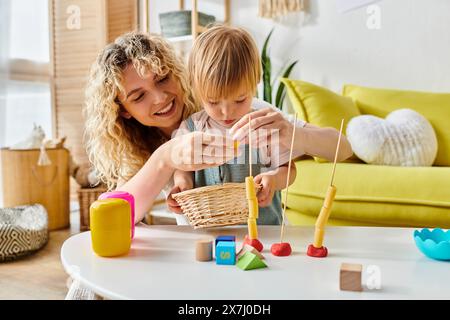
[0,0,52,147]
[0,0,52,206]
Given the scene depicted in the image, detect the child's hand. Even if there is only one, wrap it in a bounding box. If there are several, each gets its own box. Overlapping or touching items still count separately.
[254,173,276,208]
[167,171,193,214]
[167,186,187,214]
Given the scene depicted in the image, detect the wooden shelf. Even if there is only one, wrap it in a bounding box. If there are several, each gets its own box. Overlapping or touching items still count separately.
[144,0,230,40]
[190,0,230,40]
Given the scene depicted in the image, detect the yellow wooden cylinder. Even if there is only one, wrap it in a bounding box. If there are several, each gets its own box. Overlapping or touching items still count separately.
[247,218,258,239]
[315,185,337,229]
[313,185,337,248]
[90,198,131,257]
[245,176,257,200]
[248,199,258,219]
[313,228,325,248]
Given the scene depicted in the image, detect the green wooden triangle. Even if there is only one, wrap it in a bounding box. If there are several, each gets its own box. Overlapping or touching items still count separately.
[236,252,267,270]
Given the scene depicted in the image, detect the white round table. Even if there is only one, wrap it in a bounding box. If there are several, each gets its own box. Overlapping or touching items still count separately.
[61,224,450,300]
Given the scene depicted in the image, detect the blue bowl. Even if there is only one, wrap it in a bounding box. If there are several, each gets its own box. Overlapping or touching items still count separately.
[414,228,450,261]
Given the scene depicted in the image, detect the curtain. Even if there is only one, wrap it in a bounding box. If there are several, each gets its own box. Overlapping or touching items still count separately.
[0,0,11,148]
[0,0,11,206]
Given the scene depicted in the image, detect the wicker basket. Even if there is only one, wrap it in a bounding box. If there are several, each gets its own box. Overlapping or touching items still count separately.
[172,183,260,229]
[77,186,107,231]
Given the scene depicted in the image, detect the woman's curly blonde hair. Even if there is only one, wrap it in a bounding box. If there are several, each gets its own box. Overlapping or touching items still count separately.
[84,31,198,190]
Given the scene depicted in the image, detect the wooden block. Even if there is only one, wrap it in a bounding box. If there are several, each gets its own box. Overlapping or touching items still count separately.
[196,239,213,262]
[237,244,264,260]
[236,252,267,271]
[215,235,236,248]
[215,241,236,265]
[340,263,363,292]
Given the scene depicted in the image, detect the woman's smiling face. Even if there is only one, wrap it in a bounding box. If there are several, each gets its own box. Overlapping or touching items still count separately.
[118,64,184,137]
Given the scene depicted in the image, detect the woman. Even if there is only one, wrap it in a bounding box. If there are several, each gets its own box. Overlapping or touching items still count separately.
[84,31,353,224]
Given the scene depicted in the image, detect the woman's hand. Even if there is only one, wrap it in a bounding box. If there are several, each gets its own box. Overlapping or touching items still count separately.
[230,107,353,162]
[230,107,296,151]
[162,131,240,172]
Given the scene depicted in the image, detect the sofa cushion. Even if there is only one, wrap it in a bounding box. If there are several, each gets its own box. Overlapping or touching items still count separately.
[347,109,438,166]
[343,84,450,166]
[284,160,450,228]
[282,78,361,130]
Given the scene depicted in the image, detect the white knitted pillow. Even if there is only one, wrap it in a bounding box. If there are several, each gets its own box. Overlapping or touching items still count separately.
[347,109,438,166]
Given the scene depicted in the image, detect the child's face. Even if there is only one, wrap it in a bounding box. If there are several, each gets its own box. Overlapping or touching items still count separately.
[202,88,253,128]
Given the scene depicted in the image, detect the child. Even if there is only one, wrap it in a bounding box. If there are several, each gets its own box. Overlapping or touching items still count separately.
[168,25,297,225]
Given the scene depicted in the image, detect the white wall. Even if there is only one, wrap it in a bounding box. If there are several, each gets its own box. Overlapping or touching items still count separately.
[150,0,450,94]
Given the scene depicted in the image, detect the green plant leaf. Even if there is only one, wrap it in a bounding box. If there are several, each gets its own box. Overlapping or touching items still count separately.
[262,29,274,103]
[275,60,298,109]
[263,56,272,103]
[261,28,274,66]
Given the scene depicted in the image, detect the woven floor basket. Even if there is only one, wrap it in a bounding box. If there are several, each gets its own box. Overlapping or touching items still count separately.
[78,186,107,231]
[172,182,260,229]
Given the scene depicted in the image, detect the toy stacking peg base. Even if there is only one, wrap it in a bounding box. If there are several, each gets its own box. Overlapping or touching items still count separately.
[307,244,328,258]
[271,243,292,257]
[243,235,263,252]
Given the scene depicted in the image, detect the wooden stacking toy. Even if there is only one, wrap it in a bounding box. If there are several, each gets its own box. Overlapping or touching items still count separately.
[98,191,135,239]
[236,252,267,271]
[243,115,264,252]
[90,198,131,257]
[195,239,213,262]
[307,119,345,258]
[237,244,265,260]
[340,263,363,292]
[215,241,236,265]
[215,235,236,247]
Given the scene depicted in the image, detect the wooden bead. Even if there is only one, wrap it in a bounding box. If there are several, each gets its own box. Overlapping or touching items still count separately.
[195,239,213,262]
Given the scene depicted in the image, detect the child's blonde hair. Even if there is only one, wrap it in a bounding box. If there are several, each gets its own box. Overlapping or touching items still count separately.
[188,25,261,102]
[84,31,199,190]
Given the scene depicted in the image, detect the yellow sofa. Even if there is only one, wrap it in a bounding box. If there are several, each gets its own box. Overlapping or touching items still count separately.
[282,80,450,228]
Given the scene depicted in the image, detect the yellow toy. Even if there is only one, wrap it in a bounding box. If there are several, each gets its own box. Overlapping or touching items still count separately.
[90,198,131,257]
[307,119,345,258]
[243,115,263,252]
